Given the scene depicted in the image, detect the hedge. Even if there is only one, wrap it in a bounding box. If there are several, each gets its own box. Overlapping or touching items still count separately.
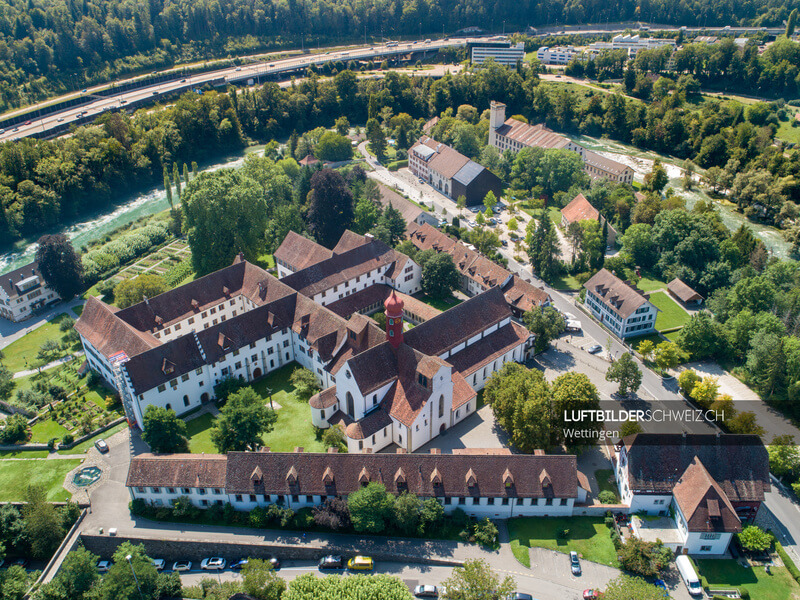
[777,542,800,583]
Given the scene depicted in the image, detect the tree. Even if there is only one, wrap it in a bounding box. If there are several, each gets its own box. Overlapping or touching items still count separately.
[23,485,65,560]
[35,547,100,600]
[507,217,518,231]
[653,341,685,372]
[0,414,29,444]
[456,195,466,215]
[348,482,395,534]
[334,116,350,136]
[307,169,354,248]
[737,525,773,552]
[606,353,642,397]
[0,364,14,402]
[787,8,798,36]
[95,542,158,600]
[644,159,668,193]
[619,223,656,268]
[484,363,552,452]
[366,118,387,162]
[371,204,406,246]
[768,435,800,481]
[619,419,642,437]
[677,312,726,360]
[617,538,672,576]
[528,213,560,281]
[418,252,459,300]
[183,170,269,276]
[284,573,413,599]
[393,493,421,535]
[637,339,655,362]
[603,574,671,600]
[467,228,501,255]
[141,405,189,454]
[523,306,565,353]
[441,559,515,600]
[678,369,701,396]
[315,131,353,162]
[290,368,320,401]
[352,197,382,234]
[114,274,170,309]
[211,387,278,453]
[0,565,34,600]
[483,190,497,213]
[689,376,719,409]
[35,234,83,299]
[242,559,286,600]
[550,372,602,448]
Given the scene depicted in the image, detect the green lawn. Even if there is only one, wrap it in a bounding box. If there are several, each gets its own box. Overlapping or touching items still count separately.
[414,293,462,312]
[30,419,69,443]
[630,332,666,352]
[2,313,79,373]
[594,469,619,502]
[0,459,81,501]
[185,366,327,454]
[0,449,50,458]
[507,517,619,568]
[648,291,691,331]
[551,273,582,291]
[58,422,127,455]
[776,114,800,145]
[72,305,84,317]
[636,273,668,292]
[695,559,800,600]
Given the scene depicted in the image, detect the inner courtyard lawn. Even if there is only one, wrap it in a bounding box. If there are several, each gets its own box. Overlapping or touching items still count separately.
[0,459,81,501]
[185,366,326,454]
[648,291,691,331]
[507,516,619,568]
[696,559,800,600]
[2,313,79,373]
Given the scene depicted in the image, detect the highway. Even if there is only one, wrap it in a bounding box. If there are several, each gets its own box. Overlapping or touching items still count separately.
[0,38,468,143]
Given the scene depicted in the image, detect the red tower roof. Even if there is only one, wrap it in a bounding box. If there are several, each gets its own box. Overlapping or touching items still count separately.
[384,290,404,318]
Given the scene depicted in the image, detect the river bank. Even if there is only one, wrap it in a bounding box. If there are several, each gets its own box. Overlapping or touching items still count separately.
[0,144,266,275]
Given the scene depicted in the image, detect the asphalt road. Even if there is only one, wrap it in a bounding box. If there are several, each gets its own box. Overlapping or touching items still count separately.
[1,38,470,142]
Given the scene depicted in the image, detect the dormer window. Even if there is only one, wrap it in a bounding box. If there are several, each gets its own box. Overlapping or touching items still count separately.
[286,466,298,486]
[465,468,477,488]
[417,374,428,388]
[251,466,263,485]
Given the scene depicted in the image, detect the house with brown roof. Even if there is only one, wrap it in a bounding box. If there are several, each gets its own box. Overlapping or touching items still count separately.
[560,194,617,246]
[488,101,632,184]
[77,229,534,454]
[127,448,581,519]
[0,261,61,322]
[583,269,657,338]
[408,223,551,314]
[409,136,502,206]
[615,433,769,555]
[376,183,438,229]
[667,278,704,306]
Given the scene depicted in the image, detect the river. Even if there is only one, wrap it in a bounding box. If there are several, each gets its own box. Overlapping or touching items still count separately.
[0,145,265,275]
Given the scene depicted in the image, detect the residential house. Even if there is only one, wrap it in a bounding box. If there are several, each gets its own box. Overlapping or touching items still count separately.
[0,262,61,323]
[667,278,704,307]
[560,194,618,247]
[583,269,657,338]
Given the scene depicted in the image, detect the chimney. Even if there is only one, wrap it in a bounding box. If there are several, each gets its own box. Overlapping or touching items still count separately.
[429,449,441,455]
[259,447,271,452]
[362,448,372,454]
[365,233,374,240]
[294,447,304,453]
[396,448,407,454]
[327,447,339,454]
[533,449,545,455]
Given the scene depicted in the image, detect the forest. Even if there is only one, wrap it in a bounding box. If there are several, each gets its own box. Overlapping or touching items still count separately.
[0,0,798,111]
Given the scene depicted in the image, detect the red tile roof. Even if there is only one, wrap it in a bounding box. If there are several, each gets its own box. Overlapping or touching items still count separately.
[495,120,570,149]
[584,268,651,319]
[274,231,333,272]
[673,458,742,533]
[667,278,704,303]
[75,296,159,359]
[127,454,227,488]
[561,194,599,224]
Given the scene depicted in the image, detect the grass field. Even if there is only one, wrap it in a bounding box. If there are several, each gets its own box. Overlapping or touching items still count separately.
[415,293,462,312]
[507,516,619,568]
[594,469,619,502]
[185,366,327,454]
[636,273,668,292]
[776,116,800,145]
[30,419,69,443]
[648,291,691,331]
[696,559,800,600]
[58,422,128,455]
[0,459,81,501]
[2,313,79,373]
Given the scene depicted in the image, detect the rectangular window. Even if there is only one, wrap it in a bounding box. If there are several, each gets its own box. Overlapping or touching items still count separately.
[249,494,256,502]
[196,367,203,375]
[181,374,190,382]
[700,545,712,552]
[487,497,494,505]
[202,311,208,318]
[560,498,568,506]
[210,307,216,314]
[306,495,314,503]
[157,384,166,393]
[188,317,195,324]
[167,488,175,494]
[182,488,190,494]
[545,498,553,505]
[235,495,243,502]
[235,362,242,369]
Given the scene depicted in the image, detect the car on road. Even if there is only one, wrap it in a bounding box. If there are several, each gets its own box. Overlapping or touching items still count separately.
[200,557,226,570]
[414,585,439,598]
[24,120,31,125]
[570,551,581,575]
[469,206,480,213]
[583,590,601,600]
[172,561,192,572]
[507,594,534,600]
[586,344,602,355]
[94,439,109,453]
[96,560,111,573]
[57,117,64,122]
[152,90,158,95]
[12,127,18,132]
[347,556,374,570]
[181,78,187,82]
[318,555,344,569]
[120,99,127,104]
[235,67,242,71]
[151,559,165,570]
[231,558,248,570]
[0,129,4,134]
[418,178,425,184]
[82,89,87,93]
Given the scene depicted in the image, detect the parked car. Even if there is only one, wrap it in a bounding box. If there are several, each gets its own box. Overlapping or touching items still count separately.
[508,594,534,600]
[57,117,64,122]
[414,585,439,598]
[318,555,344,569]
[181,78,187,82]
[586,344,602,355]
[267,556,281,570]
[95,439,109,453]
[200,557,226,570]
[172,561,192,572]
[347,556,374,570]
[570,551,581,575]
[151,559,165,570]
[24,120,31,125]
[0,129,4,134]
[235,67,242,71]
[501,240,508,247]
[583,590,601,600]
[96,560,111,573]
[231,559,249,570]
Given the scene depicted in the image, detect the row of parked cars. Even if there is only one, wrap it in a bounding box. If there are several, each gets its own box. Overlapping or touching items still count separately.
[95,554,373,574]
[413,587,536,599]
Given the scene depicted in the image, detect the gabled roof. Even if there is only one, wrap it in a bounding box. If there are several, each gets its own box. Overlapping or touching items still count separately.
[410,136,471,179]
[561,194,599,224]
[583,149,631,177]
[126,454,227,488]
[274,231,334,272]
[619,433,770,503]
[446,321,531,377]
[0,261,53,300]
[583,268,651,319]
[74,296,159,359]
[673,458,742,533]
[223,450,578,499]
[668,278,704,302]
[377,184,424,225]
[501,275,551,312]
[495,119,570,149]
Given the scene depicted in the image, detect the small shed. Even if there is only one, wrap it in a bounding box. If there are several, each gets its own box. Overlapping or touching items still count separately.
[667,278,704,306]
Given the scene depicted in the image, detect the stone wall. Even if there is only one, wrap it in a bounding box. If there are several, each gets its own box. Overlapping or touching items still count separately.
[79,533,462,567]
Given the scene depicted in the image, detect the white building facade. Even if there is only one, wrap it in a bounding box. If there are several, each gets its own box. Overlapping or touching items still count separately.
[0,262,61,323]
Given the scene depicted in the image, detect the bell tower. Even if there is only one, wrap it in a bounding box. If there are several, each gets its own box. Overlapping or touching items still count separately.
[384,290,404,349]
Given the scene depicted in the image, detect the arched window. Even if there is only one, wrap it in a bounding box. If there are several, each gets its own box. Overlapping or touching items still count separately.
[438,395,444,418]
[346,392,355,417]
[183,395,190,407]
[165,404,172,411]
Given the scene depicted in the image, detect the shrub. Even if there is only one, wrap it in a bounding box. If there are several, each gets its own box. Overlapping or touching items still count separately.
[172,496,200,520]
[599,490,617,504]
[62,433,74,445]
[130,498,148,516]
[777,542,800,583]
[472,518,499,547]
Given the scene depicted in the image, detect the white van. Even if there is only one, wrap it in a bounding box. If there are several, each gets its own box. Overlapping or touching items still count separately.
[676,555,703,597]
